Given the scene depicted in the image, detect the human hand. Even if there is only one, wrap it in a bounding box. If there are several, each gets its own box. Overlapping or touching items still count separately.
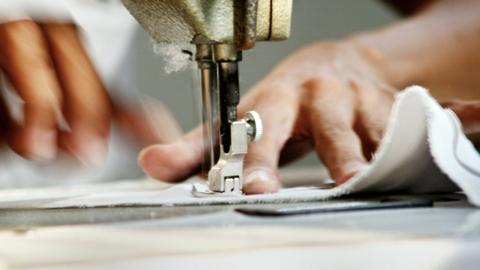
[139,41,397,193]
[0,20,113,165]
[138,0,480,193]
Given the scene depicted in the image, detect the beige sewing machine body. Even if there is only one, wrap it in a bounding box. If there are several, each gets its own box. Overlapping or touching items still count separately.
[121,0,293,195]
[121,0,292,49]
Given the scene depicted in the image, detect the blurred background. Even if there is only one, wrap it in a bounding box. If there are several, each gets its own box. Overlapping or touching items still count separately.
[132,0,400,168]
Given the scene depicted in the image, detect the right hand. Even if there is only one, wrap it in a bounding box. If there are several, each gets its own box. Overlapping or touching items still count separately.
[139,41,397,193]
[139,0,480,193]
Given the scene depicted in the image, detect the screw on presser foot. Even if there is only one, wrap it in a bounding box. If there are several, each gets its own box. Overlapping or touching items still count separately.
[207,111,263,195]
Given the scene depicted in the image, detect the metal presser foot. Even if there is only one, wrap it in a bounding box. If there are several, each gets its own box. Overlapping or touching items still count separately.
[194,44,263,196]
[207,111,263,195]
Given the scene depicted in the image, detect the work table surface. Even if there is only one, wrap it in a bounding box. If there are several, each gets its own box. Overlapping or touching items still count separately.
[0,169,477,269]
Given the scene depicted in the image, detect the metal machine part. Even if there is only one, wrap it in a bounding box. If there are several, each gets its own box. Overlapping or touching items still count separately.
[121,0,293,50]
[121,0,292,194]
[196,44,263,194]
[196,45,219,172]
[214,44,241,155]
[236,198,434,216]
[208,111,263,194]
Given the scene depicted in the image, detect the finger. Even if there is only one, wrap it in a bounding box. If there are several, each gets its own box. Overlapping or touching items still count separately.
[0,20,61,160]
[306,78,368,184]
[241,85,300,194]
[138,126,205,182]
[41,23,111,167]
[353,85,394,160]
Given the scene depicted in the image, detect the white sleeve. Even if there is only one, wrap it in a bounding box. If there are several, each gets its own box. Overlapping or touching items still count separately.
[0,0,72,23]
[66,0,138,97]
[0,0,138,97]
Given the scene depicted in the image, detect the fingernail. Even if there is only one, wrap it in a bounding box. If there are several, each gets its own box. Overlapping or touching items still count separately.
[245,170,273,185]
[29,129,57,161]
[244,169,280,194]
[138,147,169,178]
[74,136,108,168]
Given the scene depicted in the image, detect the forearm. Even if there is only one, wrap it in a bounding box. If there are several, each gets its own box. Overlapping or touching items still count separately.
[351,0,480,100]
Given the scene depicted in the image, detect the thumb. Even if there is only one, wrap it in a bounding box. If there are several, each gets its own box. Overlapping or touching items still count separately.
[138,126,205,182]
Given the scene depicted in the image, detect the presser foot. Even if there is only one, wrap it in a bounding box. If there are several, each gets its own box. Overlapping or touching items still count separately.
[207,111,262,195]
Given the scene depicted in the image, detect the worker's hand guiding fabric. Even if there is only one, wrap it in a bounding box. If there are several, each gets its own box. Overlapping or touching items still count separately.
[139,0,480,194]
[0,0,479,191]
[139,42,396,193]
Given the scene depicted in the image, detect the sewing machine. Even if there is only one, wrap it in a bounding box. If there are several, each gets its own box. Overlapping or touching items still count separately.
[0,3,476,268]
[121,0,293,195]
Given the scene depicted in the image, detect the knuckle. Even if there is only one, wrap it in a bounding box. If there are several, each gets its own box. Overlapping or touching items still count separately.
[24,93,61,112]
[301,74,343,100]
[315,123,354,142]
[301,78,323,96]
[346,78,364,96]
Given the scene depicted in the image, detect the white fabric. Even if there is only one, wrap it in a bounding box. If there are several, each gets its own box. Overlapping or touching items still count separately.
[0,86,478,208]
